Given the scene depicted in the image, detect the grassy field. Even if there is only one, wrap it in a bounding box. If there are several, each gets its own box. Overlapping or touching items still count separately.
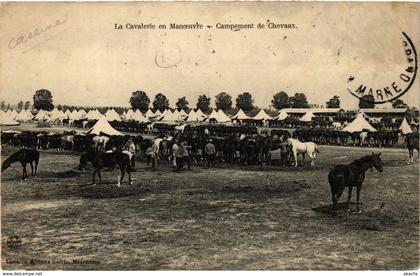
[1,145,418,270]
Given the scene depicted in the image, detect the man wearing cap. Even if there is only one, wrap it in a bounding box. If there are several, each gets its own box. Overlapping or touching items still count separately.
[205,139,216,167]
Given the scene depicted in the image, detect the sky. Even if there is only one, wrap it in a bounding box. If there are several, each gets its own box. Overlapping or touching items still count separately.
[1,2,419,110]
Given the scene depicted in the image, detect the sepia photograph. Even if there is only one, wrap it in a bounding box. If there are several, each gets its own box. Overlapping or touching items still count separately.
[0,1,419,271]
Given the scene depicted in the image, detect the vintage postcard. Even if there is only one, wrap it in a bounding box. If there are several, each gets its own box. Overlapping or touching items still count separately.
[0,2,419,271]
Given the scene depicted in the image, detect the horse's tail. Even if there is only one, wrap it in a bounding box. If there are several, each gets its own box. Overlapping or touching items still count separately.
[316,146,320,153]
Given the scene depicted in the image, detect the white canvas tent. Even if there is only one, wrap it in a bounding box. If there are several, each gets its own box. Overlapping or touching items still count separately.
[161,111,181,122]
[399,117,413,135]
[179,109,187,117]
[299,111,314,122]
[105,109,121,121]
[34,110,50,121]
[0,111,20,126]
[6,109,18,119]
[195,109,207,119]
[208,110,231,123]
[144,109,156,118]
[15,110,33,122]
[86,109,102,120]
[125,109,135,120]
[185,110,205,122]
[86,117,123,136]
[233,109,251,120]
[276,111,289,121]
[132,109,148,122]
[253,109,272,120]
[343,113,377,133]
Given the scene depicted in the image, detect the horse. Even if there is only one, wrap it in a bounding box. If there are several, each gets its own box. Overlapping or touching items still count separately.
[1,148,40,180]
[406,132,419,163]
[79,150,132,186]
[286,138,319,167]
[92,135,110,151]
[328,152,383,214]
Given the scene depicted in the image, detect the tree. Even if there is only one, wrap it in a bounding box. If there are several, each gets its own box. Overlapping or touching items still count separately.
[24,101,30,110]
[358,95,375,108]
[130,90,150,113]
[271,91,290,109]
[392,99,409,109]
[290,93,309,108]
[215,92,232,111]
[153,93,170,112]
[326,95,341,108]
[176,96,189,111]
[33,89,54,111]
[236,92,254,111]
[196,94,211,113]
[1,101,5,111]
[17,101,23,111]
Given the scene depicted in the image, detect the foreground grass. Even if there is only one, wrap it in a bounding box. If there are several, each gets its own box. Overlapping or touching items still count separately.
[1,146,418,270]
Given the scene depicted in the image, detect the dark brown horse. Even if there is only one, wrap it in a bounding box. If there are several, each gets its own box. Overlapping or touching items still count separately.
[1,148,39,180]
[405,132,419,163]
[79,150,132,186]
[328,152,383,214]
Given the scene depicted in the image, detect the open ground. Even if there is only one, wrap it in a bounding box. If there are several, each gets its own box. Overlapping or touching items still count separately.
[1,144,418,270]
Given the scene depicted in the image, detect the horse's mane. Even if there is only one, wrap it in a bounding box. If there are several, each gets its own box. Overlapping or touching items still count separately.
[351,155,374,166]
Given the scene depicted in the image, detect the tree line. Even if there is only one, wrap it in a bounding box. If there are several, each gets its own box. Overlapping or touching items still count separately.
[25,89,410,113]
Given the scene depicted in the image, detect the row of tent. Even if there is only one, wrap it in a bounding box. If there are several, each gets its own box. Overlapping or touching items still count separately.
[0,108,417,134]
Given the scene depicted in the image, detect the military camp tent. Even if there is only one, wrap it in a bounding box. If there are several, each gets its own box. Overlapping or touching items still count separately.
[0,111,20,126]
[253,109,272,120]
[399,117,413,135]
[276,111,289,121]
[233,109,251,120]
[343,113,377,133]
[86,116,123,136]
[299,111,315,122]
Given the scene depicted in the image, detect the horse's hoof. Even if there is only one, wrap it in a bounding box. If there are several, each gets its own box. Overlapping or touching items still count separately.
[347,208,352,212]
[357,210,362,214]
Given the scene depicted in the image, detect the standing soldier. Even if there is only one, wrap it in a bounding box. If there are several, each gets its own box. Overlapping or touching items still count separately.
[182,141,192,170]
[174,142,185,172]
[123,137,136,171]
[205,139,216,167]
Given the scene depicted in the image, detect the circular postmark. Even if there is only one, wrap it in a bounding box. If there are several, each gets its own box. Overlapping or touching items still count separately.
[154,43,182,69]
[346,32,417,104]
[7,235,22,249]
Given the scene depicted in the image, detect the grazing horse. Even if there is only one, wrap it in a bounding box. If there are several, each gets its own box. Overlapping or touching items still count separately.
[405,132,419,163]
[1,148,39,180]
[328,153,383,214]
[286,138,319,167]
[79,151,132,186]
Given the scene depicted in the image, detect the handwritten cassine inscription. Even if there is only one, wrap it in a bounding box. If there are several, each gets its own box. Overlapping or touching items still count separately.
[8,18,67,50]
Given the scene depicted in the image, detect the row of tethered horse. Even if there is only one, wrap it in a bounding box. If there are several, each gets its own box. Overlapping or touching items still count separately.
[1,124,390,215]
[1,128,289,166]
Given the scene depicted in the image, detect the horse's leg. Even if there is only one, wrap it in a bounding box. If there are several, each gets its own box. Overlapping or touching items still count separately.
[128,169,132,185]
[293,151,298,167]
[30,162,34,176]
[92,170,96,185]
[98,170,102,185]
[119,167,125,187]
[356,185,362,213]
[347,186,353,211]
[22,163,27,180]
[35,158,39,176]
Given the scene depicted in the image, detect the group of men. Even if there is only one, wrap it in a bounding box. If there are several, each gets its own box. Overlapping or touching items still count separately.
[140,138,218,172]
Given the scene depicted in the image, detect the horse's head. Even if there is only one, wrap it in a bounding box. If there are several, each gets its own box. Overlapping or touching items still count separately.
[1,160,11,172]
[371,152,383,172]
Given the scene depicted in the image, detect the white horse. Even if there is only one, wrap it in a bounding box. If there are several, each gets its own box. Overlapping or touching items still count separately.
[287,138,319,167]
